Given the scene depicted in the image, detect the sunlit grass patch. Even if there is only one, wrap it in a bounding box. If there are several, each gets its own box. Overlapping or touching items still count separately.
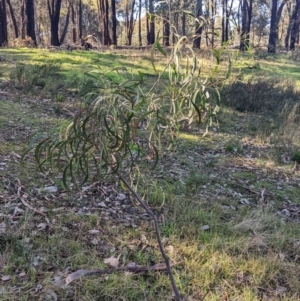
[178,133,199,142]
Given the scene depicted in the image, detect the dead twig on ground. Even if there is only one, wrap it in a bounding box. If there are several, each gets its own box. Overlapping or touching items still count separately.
[66,261,176,284]
[16,178,48,219]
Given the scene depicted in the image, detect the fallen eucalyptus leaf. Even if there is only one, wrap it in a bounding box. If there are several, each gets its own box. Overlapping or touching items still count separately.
[0,222,6,233]
[91,238,98,245]
[104,256,120,268]
[1,275,11,281]
[88,229,100,234]
[37,223,47,230]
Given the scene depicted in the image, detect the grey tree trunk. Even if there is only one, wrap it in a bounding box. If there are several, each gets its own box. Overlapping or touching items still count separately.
[111,0,117,45]
[193,0,203,48]
[26,0,36,44]
[47,0,62,46]
[6,0,19,38]
[0,0,7,46]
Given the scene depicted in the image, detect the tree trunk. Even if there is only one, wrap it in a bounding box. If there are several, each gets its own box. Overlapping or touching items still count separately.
[77,0,82,40]
[60,3,70,44]
[211,0,215,47]
[111,0,117,45]
[71,1,76,43]
[173,12,178,44]
[297,17,300,44]
[148,0,155,44]
[246,0,253,35]
[240,0,252,50]
[237,0,241,34]
[26,0,36,44]
[222,0,226,43]
[138,0,142,46]
[98,0,111,45]
[127,0,136,45]
[104,0,111,45]
[47,0,62,46]
[163,16,170,46]
[268,0,278,53]
[21,0,25,39]
[0,0,8,46]
[182,13,186,36]
[289,0,300,50]
[225,0,234,42]
[285,1,292,49]
[275,0,288,42]
[35,0,41,45]
[193,0,203,48]
[145,0,149,44]
[6,0,18,38]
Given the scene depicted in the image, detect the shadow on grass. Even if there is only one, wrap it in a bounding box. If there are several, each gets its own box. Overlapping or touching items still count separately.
[221,77,299,113]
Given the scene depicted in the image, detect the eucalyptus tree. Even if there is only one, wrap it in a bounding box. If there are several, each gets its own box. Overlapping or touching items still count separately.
[202,0,217,47]
[285,0,300,50]
[193,0,203,48]
[221,0,234,43]
[138,0,142,45]
[47,0,62,46]
[21,0,25,39]
[26,0,36,44]
[111,0,117,45]
[78,0,83,39]
[268,0,288,52]
[251,0,269,45]
[0,0,7,46]
[147,0,155,44]
[154,0,170,46]
[240,0,253,50]
[97,0,112,45]
[6,0,19,38]
[65,0,83,44]
[126,0,136,45]
[19,0,37,43]
[60,1,71,44]
[69,1,78,43]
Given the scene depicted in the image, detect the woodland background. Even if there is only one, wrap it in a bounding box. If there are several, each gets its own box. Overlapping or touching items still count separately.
[0,0,298,52]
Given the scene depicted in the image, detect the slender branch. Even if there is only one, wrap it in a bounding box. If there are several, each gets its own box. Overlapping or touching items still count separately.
[116,171,182,301]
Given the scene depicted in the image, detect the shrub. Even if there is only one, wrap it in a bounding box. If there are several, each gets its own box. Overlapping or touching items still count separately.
[9,62,65,94]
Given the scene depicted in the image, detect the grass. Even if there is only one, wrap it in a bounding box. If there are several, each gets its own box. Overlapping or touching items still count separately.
[1,47,300,300]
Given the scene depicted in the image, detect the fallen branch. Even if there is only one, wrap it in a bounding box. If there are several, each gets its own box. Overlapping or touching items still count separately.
[232,183,272,196]
[66,262,175,284]
[19,198,47,217]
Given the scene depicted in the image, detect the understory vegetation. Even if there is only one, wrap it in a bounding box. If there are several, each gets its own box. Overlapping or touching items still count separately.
[0,47,300,301]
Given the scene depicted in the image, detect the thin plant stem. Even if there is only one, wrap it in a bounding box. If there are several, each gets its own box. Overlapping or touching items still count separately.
[116,171,182,301]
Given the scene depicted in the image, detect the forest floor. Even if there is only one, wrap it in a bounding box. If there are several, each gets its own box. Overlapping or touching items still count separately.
[0,48,300,301]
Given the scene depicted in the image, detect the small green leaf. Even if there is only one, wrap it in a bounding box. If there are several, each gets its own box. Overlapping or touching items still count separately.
[156,41,167,56]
